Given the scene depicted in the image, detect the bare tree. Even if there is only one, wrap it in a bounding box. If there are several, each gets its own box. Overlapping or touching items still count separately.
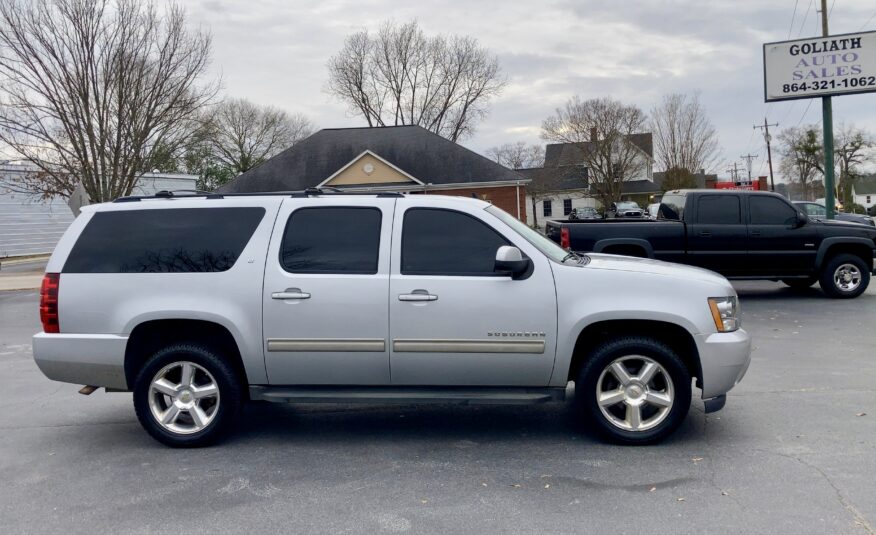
[832,124,873,208]
[778,126,822,201]
[541,96,649,207]
[0,0,216,202]
[650,93,720,174]
[661,167,698,191]
[208,98,313,176]
[485,142,544,170]
[486,141,558,228]
[326,20,505,142]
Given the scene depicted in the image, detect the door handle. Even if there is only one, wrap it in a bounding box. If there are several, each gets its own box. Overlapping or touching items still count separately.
[751,231,762,237]
[398,289,438,302]
[272,288,311,300]
[699,231,712,237]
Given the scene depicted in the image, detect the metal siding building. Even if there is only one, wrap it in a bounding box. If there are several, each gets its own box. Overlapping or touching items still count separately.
[1,164,197,258]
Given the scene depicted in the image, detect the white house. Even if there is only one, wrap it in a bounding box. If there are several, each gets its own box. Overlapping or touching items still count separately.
[0,163,197,257]
[517,133,656,227]
[851,175,875,213]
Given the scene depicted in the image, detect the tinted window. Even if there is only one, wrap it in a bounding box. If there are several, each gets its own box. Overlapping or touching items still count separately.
[750,196,797,225]
[64,208,265,273]
[659,194,685,220]
[281,207,381,274]
[402,209,510,276]
[697,195,741,224]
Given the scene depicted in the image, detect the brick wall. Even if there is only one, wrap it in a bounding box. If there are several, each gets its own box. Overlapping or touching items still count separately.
[424,185,527,220]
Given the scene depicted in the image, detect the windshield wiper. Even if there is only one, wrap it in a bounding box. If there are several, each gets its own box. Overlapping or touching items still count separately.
[562,251,581,263]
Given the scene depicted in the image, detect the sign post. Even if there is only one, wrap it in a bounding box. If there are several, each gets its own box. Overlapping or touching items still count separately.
[763,26,876,218]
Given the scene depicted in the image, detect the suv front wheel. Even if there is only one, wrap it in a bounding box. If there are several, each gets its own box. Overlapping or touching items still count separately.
[133,344,242,448]
[819,254,870,299]
[576,337,691,445]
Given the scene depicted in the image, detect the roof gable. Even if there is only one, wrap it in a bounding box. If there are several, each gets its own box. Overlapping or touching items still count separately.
[219,125,525,193]
[319,150,423,187]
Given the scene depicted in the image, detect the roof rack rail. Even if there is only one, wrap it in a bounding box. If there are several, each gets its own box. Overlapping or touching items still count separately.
[113,188,404,203]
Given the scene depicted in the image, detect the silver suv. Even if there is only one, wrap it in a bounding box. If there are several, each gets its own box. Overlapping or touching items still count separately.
[33,190,751,447]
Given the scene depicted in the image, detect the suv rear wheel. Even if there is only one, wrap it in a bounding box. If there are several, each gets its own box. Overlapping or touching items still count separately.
[819,254,870,299]
[576,337,691,445]
[133,344,242,448]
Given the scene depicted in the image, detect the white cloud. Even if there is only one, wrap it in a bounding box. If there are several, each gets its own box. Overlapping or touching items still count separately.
[186,0,876,178]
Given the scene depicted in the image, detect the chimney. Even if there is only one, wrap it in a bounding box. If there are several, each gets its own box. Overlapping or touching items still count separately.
[590,127,598,142]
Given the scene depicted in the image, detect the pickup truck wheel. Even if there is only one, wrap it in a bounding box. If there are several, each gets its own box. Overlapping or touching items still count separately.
[133,344,242,448]
[819,254,870,299]
[576,337,691,445]
[781,277,817,289]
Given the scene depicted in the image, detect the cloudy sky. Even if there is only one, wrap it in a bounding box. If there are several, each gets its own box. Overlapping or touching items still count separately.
[188,0,876,180]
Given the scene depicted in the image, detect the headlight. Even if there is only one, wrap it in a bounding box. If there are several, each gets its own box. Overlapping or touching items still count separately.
[708,296,739,332]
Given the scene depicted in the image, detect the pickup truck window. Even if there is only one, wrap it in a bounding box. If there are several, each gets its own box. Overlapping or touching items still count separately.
[658,194,685,220]
[750,196,797,225]
[281,207,381,274]
[401,208,509,276]
[486,206,570,263]
[697,195,741,224]
[63,208,265,273]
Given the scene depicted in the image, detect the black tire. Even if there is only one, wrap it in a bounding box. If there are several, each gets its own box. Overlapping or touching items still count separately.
[133,344,242,448]
[818,254,870,299]
[781,277,817,289]
[575,336,691,445]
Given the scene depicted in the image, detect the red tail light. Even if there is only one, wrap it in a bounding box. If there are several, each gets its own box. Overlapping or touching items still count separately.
[40,273,60,333]
[560,227,570,250]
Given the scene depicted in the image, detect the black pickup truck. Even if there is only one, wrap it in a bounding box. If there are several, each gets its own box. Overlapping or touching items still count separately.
[545,189,876,298]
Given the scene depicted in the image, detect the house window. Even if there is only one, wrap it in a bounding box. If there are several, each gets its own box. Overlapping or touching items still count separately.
[563,199,572,215]
[867,196,872,204]
[543,200,552,217]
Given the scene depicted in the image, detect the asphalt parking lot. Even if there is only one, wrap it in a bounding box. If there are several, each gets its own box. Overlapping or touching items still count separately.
[1,282,874,534]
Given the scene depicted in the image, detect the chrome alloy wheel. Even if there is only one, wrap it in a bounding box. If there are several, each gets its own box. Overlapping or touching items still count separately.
[833,263,861,292]
[596,355,674,432]
[148,361,220,435]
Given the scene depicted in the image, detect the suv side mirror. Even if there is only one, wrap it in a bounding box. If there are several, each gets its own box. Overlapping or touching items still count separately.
[793,211,808,228]
[494,246,531,279]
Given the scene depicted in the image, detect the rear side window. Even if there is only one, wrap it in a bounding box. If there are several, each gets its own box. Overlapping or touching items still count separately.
[697,195,741,224]
[401,208,510,276]
[750,196,797,225]
[658,194,685,220]
[63,208,265,273]
[281,207,381,274]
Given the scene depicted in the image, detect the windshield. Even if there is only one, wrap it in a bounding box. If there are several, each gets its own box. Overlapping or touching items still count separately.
[486,206,570,263]
[616,202,639,210]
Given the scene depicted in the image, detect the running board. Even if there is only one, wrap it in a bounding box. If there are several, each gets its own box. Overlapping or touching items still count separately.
[249,386,566,405]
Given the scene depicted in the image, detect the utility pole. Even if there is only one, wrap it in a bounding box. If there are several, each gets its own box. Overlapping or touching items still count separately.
[753,119,778,192]
[740,154,758,182]
[726,162,741,182]
[819,0,836,218]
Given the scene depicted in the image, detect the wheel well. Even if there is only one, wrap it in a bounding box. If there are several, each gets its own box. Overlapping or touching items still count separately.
[124,319,248,396]
[821,244,873,268]
[601,244,648,258]
[568,320,702,387]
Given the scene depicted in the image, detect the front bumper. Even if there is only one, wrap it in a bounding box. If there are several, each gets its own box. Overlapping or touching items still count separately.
[695,328,751,400]
[32,333,129,390]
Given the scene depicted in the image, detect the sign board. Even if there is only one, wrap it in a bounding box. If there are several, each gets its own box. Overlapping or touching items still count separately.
[67,182,89,217]
[714,181,764,191]
[763,30,876,102]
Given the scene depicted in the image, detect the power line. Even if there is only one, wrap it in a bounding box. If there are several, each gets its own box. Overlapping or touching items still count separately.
[788,0,800,38]
[798,0,815,36]
[828,0,836,17]
[860,10,876,30]
[795,100,814,127]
